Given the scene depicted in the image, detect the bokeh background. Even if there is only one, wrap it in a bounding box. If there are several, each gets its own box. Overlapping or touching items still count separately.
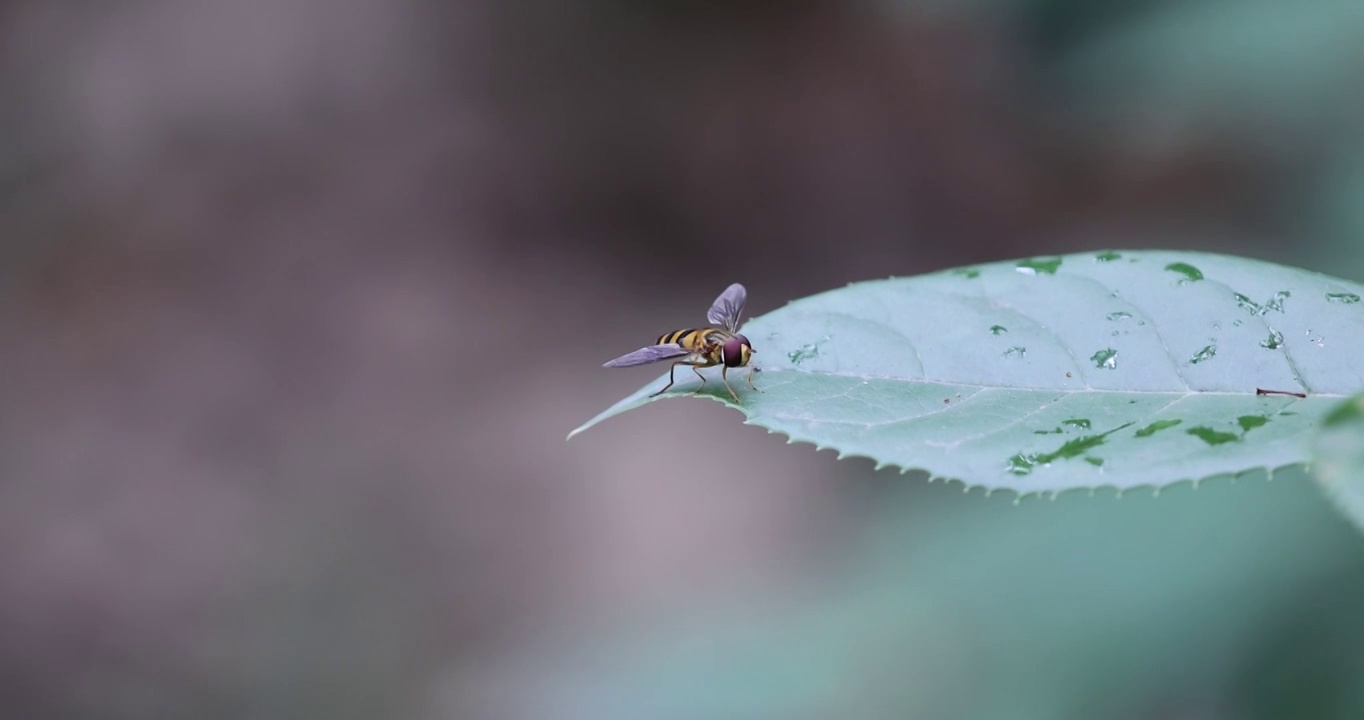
[3,1,1364,718]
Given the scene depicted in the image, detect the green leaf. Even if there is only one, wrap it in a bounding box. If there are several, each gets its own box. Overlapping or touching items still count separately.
[572,251,1364,495]
[1311,393,1364,533]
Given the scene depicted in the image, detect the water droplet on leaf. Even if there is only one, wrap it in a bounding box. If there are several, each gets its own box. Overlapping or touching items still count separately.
[1187,426,1239,446]
[1006,453,1037,475]
[1165,262,1204,283]
[1134,419,1182,437]
[1265,290,1291,313]
[1015,257,1063,275]
[787,336,830,364]
[1005,423,1131,475]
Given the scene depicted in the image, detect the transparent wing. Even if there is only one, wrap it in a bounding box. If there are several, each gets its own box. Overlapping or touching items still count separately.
[706,283,747,332]
[602,343,691,368]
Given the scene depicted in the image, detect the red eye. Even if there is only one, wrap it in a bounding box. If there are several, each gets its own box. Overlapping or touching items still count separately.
[722,336,746,367]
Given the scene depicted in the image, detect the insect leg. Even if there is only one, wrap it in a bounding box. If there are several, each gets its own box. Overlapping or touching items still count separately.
[720,366,739,403]
[689,364,709,394]
[652,360,708,398]
[746,366,761,392]
[650,361,683,397]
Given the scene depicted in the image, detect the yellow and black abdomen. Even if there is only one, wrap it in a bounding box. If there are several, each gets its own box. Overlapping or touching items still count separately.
[657,328,709,351]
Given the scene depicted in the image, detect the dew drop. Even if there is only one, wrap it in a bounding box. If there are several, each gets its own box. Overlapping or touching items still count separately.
[1095,251,1122,262]
[1106,311,1133,321]
[1234,293,1261,314]
[1189,344,1217,364]
[1260,331,1284,350]
[1265,290,1291,313]
[989,325,1008,335]
[1006,453,1037,475]
[1016,257,1063,275]
[1090,348,1117,369]
[1134,419,1182,437]
[1165,262,1204,283]
[1003,346,1027,359]
[1327,292,1361,304]
[1187,426,1239,446]
[787,335,831,364]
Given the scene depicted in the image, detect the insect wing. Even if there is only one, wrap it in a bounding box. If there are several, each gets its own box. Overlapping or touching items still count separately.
[602,343,691,368]
[706,283,747,332]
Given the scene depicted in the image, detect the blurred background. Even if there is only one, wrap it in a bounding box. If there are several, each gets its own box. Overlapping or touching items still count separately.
[2,1,1364,718]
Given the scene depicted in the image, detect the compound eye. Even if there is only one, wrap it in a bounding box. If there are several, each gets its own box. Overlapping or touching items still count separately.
[722,336,746,367]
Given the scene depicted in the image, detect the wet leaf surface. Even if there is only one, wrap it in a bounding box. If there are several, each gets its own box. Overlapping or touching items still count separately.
[574,251,1364,495]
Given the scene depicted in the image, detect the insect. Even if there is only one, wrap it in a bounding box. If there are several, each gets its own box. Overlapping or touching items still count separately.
[603,283,759,402]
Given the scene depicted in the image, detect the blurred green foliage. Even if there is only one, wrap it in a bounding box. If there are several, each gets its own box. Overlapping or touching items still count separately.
[1314,394,1364,533]
[523,471,1364,719]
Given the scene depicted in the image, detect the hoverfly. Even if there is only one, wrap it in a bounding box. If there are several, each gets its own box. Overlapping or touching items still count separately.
[603,283,758,403]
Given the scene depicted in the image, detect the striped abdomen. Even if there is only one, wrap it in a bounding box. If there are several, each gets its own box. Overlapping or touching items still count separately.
[657,328,726,353]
